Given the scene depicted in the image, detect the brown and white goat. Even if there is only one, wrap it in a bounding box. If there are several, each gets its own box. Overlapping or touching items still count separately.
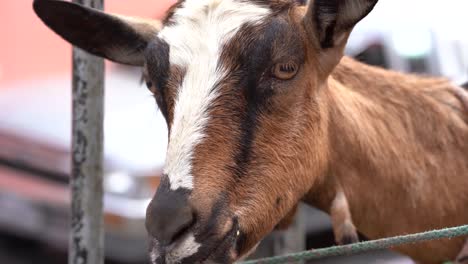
[33,0,468,263]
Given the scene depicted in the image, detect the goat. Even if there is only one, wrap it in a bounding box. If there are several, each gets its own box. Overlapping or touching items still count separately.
[33,0,468,263]
[457,240,468,264]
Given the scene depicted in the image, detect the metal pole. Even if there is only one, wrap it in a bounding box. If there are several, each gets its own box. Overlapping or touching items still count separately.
[70,1,105,264]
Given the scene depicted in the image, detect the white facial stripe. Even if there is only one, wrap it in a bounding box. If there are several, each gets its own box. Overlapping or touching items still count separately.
[159,0,271,190]
[166,233,201,263]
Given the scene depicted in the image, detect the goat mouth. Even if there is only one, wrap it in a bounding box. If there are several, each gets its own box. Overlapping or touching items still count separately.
[150,222,241,264]
[199,223,240,263]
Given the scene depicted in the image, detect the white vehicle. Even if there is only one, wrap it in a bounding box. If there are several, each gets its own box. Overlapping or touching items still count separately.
[0,68,166,262]
[348,0,468,84]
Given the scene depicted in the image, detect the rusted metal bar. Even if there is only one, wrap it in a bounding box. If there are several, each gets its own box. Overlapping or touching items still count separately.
[70,1,105,264]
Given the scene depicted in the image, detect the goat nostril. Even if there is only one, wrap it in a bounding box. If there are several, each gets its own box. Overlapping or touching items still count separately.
[146,200,196,246]
[171,212,196,243]
[145,175,195,246]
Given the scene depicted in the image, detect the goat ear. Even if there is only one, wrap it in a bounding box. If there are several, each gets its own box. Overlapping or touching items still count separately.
[304,0,378,49]
[33,0,161,66]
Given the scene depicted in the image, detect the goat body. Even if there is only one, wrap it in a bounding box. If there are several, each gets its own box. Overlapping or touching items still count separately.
[457,239,468,264]
[303,57,468,263]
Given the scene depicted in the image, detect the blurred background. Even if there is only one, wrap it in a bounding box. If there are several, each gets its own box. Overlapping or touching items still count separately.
[0,0,467,263]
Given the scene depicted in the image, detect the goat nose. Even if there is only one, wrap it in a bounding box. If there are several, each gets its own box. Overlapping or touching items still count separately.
[145,184,194,246]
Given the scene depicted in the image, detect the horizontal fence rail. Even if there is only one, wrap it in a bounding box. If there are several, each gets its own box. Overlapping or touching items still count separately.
[241,225,468,264]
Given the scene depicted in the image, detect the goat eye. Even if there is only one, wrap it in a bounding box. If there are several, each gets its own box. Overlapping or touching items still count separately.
[272,62,298,80]
[146,81,153,89]
[146,81,158,94]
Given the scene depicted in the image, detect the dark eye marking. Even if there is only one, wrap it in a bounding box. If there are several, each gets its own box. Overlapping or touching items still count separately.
[145,37,170,122]
[225,20,282,180]
[145,38,170,90]
[220,17,304,182]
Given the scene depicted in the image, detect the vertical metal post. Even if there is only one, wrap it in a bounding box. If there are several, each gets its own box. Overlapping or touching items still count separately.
[249,206,306,263]
[70,1,105,264]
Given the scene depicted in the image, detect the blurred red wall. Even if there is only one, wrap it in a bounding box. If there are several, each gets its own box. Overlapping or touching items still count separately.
[0,0,175,86]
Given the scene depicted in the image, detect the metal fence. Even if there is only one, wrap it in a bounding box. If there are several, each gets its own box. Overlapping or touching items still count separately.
[70,1,105,264]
